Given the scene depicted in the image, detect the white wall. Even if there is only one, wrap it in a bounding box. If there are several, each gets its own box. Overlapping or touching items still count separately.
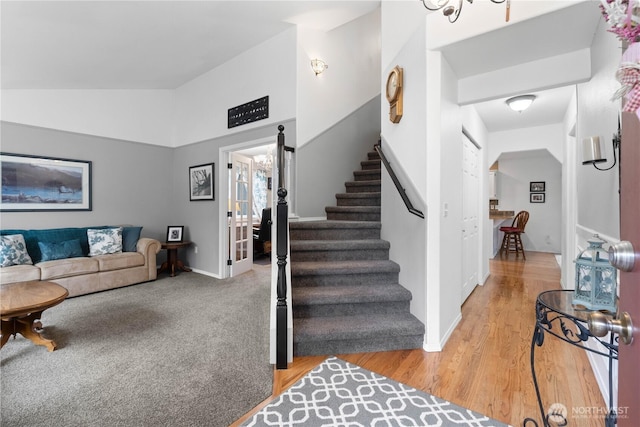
[574,16,621,409]
[1,90,175,146]
[380,1,429,346]
[489,123,564,166]
[296,8,380,147]
[498,152,562,253]
[1,28,298,149]
[173,28,297,147]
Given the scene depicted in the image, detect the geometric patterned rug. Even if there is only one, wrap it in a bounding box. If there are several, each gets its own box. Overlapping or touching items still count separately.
[241,356,511,427]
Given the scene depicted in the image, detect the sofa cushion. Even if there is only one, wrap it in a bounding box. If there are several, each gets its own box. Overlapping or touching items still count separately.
[38,257,99,281]
[0,234,33,267]
[0,264,41,284]
[1,227,110,263]
[95,252,145,272]
[88,228,123,256]
[38,239,84,261]
[122,226,143,252]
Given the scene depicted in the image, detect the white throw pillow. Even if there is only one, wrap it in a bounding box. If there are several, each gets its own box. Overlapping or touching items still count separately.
[87,228,123,256]
[0,234,33,267]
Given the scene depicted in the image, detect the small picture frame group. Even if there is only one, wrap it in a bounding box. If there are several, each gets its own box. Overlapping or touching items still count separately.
[167,226,184,242]
[529,181,546,203]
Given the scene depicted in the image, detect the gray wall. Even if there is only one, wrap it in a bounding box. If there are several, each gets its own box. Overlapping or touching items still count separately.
[0,121,174,244]
[296,96,381,218]
[173,119,296,276]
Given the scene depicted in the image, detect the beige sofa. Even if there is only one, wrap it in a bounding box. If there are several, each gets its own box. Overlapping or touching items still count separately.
[0,227,161,297]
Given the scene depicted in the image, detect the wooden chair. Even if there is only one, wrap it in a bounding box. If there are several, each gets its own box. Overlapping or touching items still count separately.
[499,211,529,259]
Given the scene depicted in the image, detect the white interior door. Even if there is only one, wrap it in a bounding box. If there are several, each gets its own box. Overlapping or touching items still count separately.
[229,153,253,277]
[461,133,480,303]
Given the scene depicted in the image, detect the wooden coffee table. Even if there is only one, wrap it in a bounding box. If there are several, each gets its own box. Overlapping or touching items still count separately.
[1,281,68,352]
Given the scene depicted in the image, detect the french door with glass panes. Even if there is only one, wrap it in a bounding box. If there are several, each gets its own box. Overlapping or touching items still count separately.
[229,153,253,277]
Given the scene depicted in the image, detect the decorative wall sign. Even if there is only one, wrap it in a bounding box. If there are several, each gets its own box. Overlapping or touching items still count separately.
[228,96,269,129]
[189,163,214,201]
[0,152,92,211]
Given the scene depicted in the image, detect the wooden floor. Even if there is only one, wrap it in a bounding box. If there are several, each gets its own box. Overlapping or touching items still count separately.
[232,252,605,426]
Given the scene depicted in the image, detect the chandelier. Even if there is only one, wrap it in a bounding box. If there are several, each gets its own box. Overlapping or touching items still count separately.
[421,0,511,23]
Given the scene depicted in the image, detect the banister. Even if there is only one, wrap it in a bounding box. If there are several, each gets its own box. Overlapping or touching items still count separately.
[275,125,289,370]
[374,142,425,219]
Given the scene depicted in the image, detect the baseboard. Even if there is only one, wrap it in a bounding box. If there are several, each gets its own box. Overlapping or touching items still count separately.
[423,311,462,353]
[189,267,223,279]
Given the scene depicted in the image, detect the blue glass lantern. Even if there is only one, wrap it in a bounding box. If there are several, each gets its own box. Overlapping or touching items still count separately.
[573,235,617,312]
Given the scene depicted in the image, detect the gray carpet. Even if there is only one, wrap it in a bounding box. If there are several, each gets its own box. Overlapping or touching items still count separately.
[242,357,511,427]
[1,267,272,427]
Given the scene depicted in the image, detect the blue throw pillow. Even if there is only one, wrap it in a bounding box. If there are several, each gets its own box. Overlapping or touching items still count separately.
[38,239,84,262]
[122,226,143,252]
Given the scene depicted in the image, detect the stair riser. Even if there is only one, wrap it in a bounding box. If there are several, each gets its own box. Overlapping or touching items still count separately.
[336,196,380,207]
[327,212,381,221]
[290,228,380,240]
[291,249,389,262]
[292,272,399,287]
[367,152,381,161]
[345,184,381,193]
[361,161,381,171]
[293,301,410,318]
[294,335,424,356]
[354,171,381,181]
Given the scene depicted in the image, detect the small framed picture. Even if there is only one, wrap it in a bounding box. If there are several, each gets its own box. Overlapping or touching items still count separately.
[189,163,214,201]
[530,181,545,192]
[530,193,545,203]
[167,226,184,242]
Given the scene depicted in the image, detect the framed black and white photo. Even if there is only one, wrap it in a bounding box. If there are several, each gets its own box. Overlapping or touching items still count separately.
[530,181,545,192]
[530,193,545,203]
[0,152,92,211]
[189,163,214,201]
[166,226,184,242]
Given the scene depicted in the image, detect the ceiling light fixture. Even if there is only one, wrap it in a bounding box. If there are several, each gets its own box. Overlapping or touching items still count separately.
[505,95,537,112]
[311,59,328,76]
[421,0,511,24]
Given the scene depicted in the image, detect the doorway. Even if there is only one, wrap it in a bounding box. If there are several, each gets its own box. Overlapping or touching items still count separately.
[461,131,480,303]
[220,139,275,278]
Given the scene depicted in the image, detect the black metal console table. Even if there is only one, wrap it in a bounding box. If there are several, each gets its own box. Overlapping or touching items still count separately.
[524,290,618,427]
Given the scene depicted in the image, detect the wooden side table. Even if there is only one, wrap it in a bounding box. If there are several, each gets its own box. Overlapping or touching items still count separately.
[1,281,68,352]
[158,241,192,277]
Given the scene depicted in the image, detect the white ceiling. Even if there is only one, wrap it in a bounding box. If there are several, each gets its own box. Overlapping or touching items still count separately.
[1,1,604,133]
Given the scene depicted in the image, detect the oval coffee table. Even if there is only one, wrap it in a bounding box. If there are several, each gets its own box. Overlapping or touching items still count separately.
[1,281,68,352]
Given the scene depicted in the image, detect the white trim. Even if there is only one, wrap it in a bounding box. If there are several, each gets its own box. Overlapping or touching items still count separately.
[189,267,223,280]
[423,312,462,352]
[290,216,326,222]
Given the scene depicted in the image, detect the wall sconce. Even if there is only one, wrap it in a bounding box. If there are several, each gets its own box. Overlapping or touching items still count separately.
[582,120,621,171]
[311,59,328,76]
[505,95,536,112]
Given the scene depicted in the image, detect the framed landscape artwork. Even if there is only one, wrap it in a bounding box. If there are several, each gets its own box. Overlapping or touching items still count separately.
[189,163,214,201]
[0,153,92,211]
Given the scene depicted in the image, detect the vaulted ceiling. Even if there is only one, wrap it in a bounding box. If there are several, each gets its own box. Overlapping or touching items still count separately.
[1,1,606,132]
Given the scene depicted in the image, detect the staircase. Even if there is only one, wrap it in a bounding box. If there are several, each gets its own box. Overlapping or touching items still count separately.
[289,148,425,356]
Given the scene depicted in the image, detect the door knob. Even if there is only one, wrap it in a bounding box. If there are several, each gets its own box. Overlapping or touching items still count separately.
[588,311,634,345]
[608,240,635,272]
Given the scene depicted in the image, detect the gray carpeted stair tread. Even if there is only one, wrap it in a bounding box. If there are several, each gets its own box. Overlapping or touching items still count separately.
[293,313,425,342]
[290,220,381,230]
[293,284,410,305]
[345,180,381,187]
[292,259,400,276]
[291,239,390,251]
[325,206,381,213]
[361,160,381,170]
